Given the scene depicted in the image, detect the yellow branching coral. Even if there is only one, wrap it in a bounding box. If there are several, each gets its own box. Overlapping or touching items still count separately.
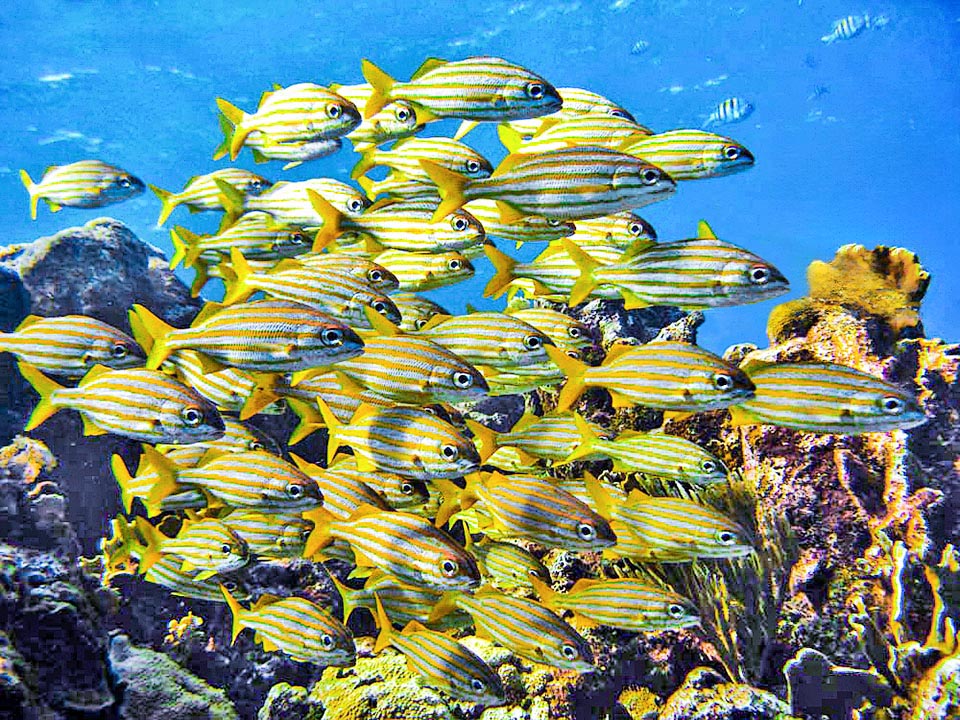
[165,612,205,646]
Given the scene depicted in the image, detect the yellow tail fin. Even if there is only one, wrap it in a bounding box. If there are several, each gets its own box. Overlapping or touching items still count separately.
[220,584,248,643]
[545,346,588,412]
[373,594,394,653]
[301,506,336,558]
[528,576,559,609]
[426,591,461,624]
[169,226,206,270]
[133,516,166,574]
[19,362,64,430]
[286,398,325,446]
[350,148,377,180]
[453,120,479,141]
[419,160,468,221]
[464,418,498,463]
[215,98,249,160]
[360,59,395,118]
[131,304,176,370]
[221,247,257,305]
[496,124,525,153]
[149,184,178,227]
[315,397,343,464]
[212,112,235,161]
[562,239,600,307]
[306,190,343,250]
[213,177,246,221]
[139,445,182,515]
[482,245,517,299]
[111,454,139,514]
[330,573,363,623]
[558,412,601,464]
[432,478,463,529]
[19,169,38,220]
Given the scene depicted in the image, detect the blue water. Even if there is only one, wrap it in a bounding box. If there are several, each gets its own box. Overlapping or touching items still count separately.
[2,0,958,353]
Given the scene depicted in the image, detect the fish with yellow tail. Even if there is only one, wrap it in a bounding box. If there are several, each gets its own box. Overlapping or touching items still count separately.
[323,455,429,510]
[361,56,561,124]
[373,596,506,707]
[435,472,615,551]
[417,311,554,372]
[390,293,450,332]
[20,160,144,220]
[465,411,610,465]
[168,213,310,271]
[585,476,753,562]
[219,178,370,227]
[289,453,391,519]
[562,414,728,485]
[144,555,250,603]
[220,585,356,666]
[296,253,399,292]
[131,300,364,373]
[316,398,480,480]
[421,145,676,223]
[530,576,700,632]
[505,308,593,354]
[466,535,551,591]
[302,504,480,591]
[215,83,360,161]
[19,362,224,444]
[0,315,144,378]
[149,168,270,227]
[372,249,474,292]
[546,341,754,412]
[497,113,652,155]
[212,113,342,169]
[134,516,249,581]
[621,130,754,180]
[569,211,658,249]
[499,86,636,139]
[464,200,575,248]
[563,222,790,309]
[351,136,493,185]
[428,586,595,672]
[729,358,926,434]
[331,83,424,149]
[331,571,442,626]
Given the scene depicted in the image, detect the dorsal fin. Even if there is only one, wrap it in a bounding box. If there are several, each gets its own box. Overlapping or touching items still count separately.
[491,154,526,178]
[78,364,113,386]
[191,302,226,327]
[363,306,402,336]
[604,342,636,363]
[569,577,602,593]
[252,593,283,611]
[15,315,44,331]
[410,57,448,80]
[697,220,717,239]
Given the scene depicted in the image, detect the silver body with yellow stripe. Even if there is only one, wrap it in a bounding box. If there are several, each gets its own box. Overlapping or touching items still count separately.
[21,160,144,219]
[623,130,754,180]
[242,179,370,226]
[373,249,473,291]
[420,311,553,371]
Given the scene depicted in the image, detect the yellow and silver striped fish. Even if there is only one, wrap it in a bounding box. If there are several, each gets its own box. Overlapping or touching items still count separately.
[468,537,550,591]
[160,350,284,418]
[169,213,310,270]
[362,56,561,122]
[220,509,312,559]
[501,86,636,139]
[481,361,566,397]
[622,130,754,180]
[374,597,505,706]
[418,311,554,372]
[390,293,450,332]
[429,586,594,672]
[352,137,493,184]
[222,586,356,666]
[216,83,360,160]
[135,516,249,581]
[373,249,474,292]
[465,200,574,247]
[289,453,391,519]
[303,505,480,591]
[20,160,144,220]
[133,300,364,373]
[142,554,250,603]
[531,577,700,632]
[223,178,370,227]
[325,455,429,510]
[547,341,755,412]
[0,315,144,377]
[506,308,592,354]
[437,472,615,551]
[149,168,271,226]
[212,112,342,169]
[466,411,610,465]
[297,252,399,293]
[484,242,627,301]
[332,83,424,149]
[729,359,927,434]
[112,447,207,516]
[563,224,790,309]
[567,211,657,249]
[19,363,224,444]
[357,171,439,201]
[318,400,481,480]
[498,114,652,155]
[423,146,676,223]
[332,571,442,626]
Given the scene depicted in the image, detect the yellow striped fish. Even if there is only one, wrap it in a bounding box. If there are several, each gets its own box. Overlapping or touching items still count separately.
[500,86,636,139]
[333,571,442,627]
[586,477,753,562]
[220,249,401,330]
[373,249,474,292]
[220,509,312,559]
[222,178,370,227]
[506,308,593,354]
[563,225,790,309]
[221,586,356,666]
[160,350,284,418]
[325,455,429,510]
[423,146,676,224]
[483,446,548,474]
[352,137,493,184]
[135,516,249,580]
[481,361,566,397]
[212,113,342,169]
[419,311,553,372]
[331,83,424,149]
[19,363,224,443]
[465,200,575,247]
[362,56,561,122]
[308,191,485,254]
[132,300,364,373]
[130,446,321,512]
[168,213,310,270]
[356,171,439,201]
[547,341,755,412]
[20,160,144,220]
[143,554,250,603]
[390,293,450,331]
[569,211,658,249]
[622,130,754,180]
[112,447,207,516]
[374,597,505,707]
[468,537,550,590]
[437,472,615,551]
[428,586,594,672]
[318,400,481,480]
[0,315,144,377]
[563,416,728,485]
[498,114,652,155]
[466,411,610,465]
[531,577,700,632]
[289,453,391,519]
[149,168,270,227]
[297,253,399,293]
[302,505,480,591]
[729,359,926,434]
[216,83,360,160]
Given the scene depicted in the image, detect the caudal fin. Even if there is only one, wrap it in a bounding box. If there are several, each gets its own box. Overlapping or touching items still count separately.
[215,98,250,160]
[130,305,176,370]
[482,244,517,299]
[529,576,559,610]
[212,112,235,161]
[19,362,64,430]
[169,226,205,270]
[350,148,377,180]
[301,506,336,558]
[558,412,601,464]
[149,184,178,227]
[19,170,39,220]
[420,160,468,222]
[220,584,248,643]
[360,59,395,118]
[464,418,498,463]
[306,190,343,251]
[111,454,140,515]
[373,594,394,653]
[221,247,257,305]
[562,239,600,307]
[545,346,588,412]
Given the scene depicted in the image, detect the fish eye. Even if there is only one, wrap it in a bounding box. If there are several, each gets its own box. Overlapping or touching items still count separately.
[452,371,474,389]
[470,678,485,692]
[641,168,661,185]
[112,343,129,358]
[327,104,343,119]
[322,328,344,347]
[465,159,482,174]
[701,460,717,473]
[248,179,263,191]
[289,232,305,245]
[321,634,334,648]
[287,484,303,498]
[668,603,686,618]
[440,558,459,577]
[182,407,203,426]
[547,219,562,227]
[415,319,428,330]
[372,300,388,314]
[395,106,412,122]
[116,176,132,188]
[223,581,238,591]
[451,216,469,232]
[221,543,232,554]
[441,444,459,460]
[568,326,582,339]
[880,396,905,415]
[712,373,734,391]
[368,269,383,283]
[561,644,579,660]
[526,82,545,99]
[628,222,644,236]
[749,266,771,284]
[447,259,462,271]
[716,530,737,545]
[400,481,415,495]
[249,441,265,451]
[566,350,581,359]
[347,197,365,213]
[723,145,741,160]
[523,335,543,350]
[577,522,597,541]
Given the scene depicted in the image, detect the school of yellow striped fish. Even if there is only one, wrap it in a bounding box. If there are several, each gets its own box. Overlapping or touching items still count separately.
[11,55,929,707]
